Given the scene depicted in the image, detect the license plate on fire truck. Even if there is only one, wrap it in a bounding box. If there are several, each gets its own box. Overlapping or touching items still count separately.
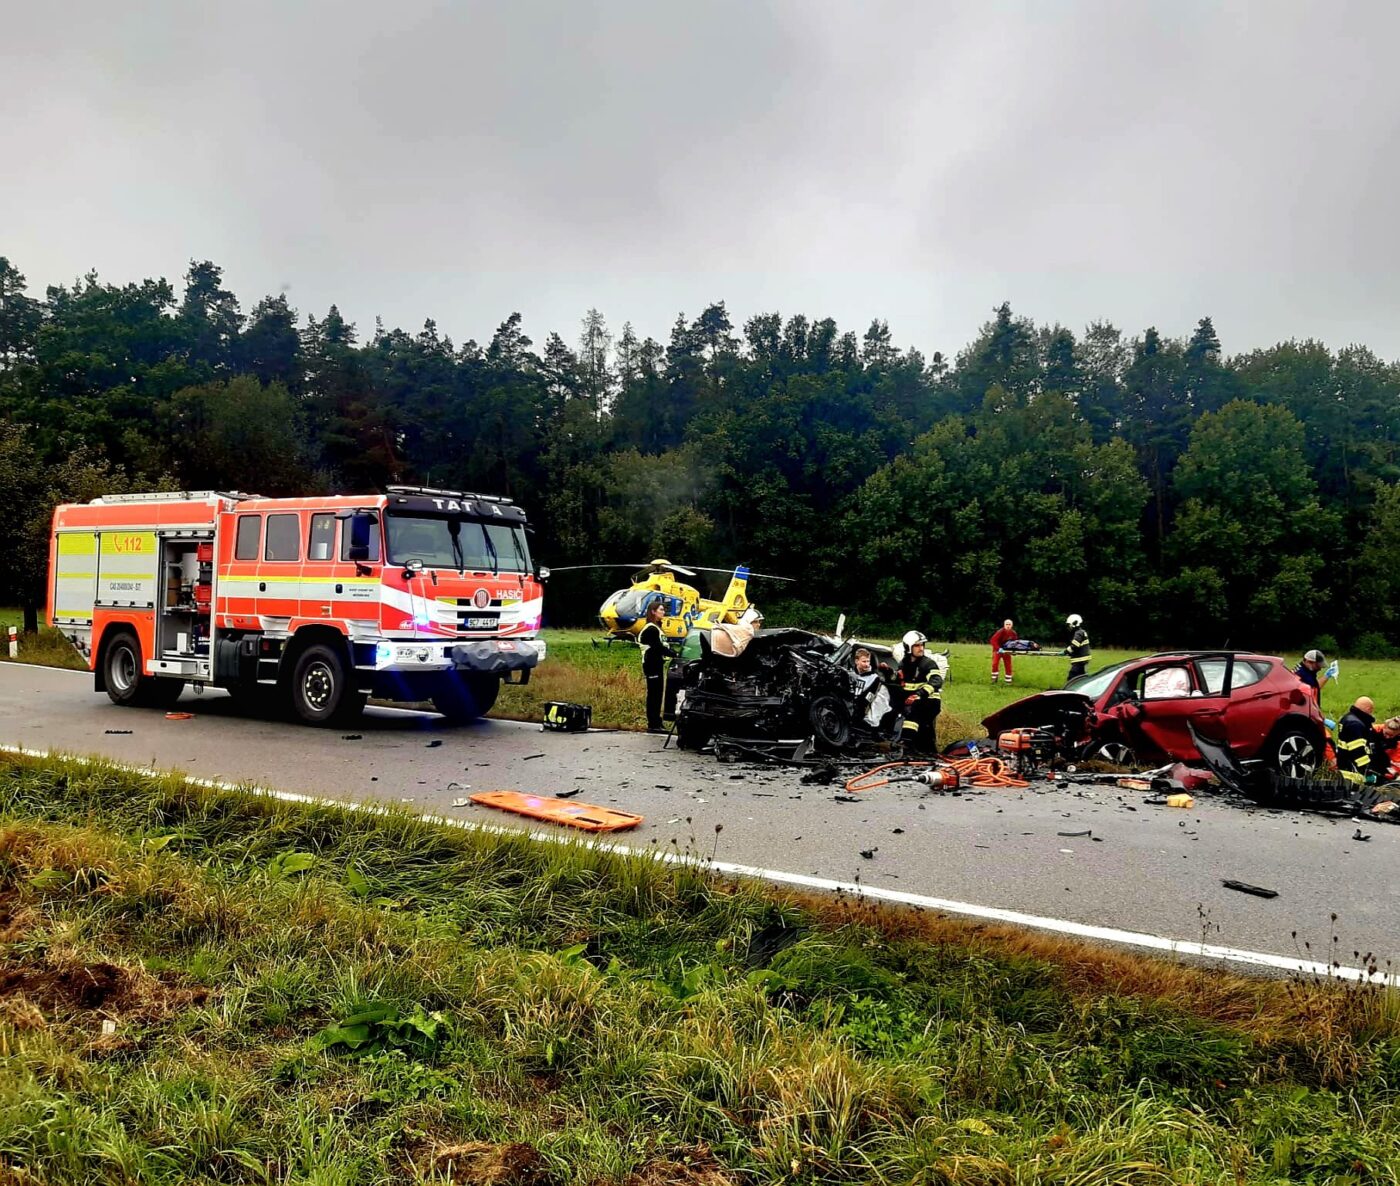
[465,616,495,628]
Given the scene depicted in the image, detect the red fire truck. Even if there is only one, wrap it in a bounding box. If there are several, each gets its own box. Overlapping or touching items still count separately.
[47,487,547,725]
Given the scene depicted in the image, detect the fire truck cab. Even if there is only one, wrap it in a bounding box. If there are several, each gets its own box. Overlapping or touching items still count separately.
[47,486,547,725]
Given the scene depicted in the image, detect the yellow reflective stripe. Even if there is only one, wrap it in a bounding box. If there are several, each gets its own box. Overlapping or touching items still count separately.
[1341,769,1365,784]
[1337,737,1369,752]
[57,533,97,556]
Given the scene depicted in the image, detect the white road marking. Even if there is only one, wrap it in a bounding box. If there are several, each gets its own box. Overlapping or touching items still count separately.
[2,742,1393,987]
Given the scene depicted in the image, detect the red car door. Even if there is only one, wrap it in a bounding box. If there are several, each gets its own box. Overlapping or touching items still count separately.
[1210,657,1289,758]
[1118,660,1228,760]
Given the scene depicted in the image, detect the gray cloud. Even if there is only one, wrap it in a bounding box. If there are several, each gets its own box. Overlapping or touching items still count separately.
[4,0,1399,359]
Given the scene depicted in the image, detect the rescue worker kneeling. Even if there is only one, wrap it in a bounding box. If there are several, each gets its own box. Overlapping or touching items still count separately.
[892,630,943,754]
[1336,696,1377,784]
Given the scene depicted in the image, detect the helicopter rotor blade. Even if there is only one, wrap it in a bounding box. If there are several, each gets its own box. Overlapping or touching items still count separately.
[683,565,796,582]
[546,563,655,573]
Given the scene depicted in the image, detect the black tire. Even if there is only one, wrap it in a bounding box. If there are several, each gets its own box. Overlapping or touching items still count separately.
[1267,723,1320,779]
[103,631,145,707]
[431,673,499,723]
[809,695,851,750]
[290,643,364,726]
[146,678,187,709]
[675,719,713,751]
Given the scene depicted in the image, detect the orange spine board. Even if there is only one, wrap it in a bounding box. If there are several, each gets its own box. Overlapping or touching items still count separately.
[469,791,642,832]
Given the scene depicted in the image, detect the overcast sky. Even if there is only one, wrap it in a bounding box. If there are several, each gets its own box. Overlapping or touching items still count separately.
[4,1,1399,361]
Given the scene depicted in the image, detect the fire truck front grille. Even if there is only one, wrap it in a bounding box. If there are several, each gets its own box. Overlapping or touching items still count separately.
[444,599,500,633]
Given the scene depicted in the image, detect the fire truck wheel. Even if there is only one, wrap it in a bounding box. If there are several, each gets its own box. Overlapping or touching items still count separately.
[431,674,499,723]
[290,644,363,726]
[145,678,187,709]
[103,631,147,707]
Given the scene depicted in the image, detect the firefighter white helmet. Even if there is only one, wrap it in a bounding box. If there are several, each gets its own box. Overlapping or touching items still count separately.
[902,630,927,647]
[1065,614,1083,628]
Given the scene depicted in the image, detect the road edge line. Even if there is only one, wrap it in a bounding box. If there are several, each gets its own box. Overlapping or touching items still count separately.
[2,742,1393,987]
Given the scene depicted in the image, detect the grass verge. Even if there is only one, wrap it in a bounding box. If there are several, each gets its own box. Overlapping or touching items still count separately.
[0,749,1396,1184]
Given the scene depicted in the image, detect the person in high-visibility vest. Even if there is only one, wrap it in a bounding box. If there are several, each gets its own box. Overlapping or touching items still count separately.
[1061,613,1091,683]
[892,630,943,753]
[1336,696,1377,785]
[638,600,677,733]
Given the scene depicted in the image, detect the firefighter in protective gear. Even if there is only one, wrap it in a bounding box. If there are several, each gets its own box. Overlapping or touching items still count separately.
[1061,613,1091,683]
[1336,696,1377,785]
[893,630,943,753]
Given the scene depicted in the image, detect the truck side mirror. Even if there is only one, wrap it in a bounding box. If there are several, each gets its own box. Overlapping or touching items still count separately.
[537,565,551,581]
[346,512,373,561]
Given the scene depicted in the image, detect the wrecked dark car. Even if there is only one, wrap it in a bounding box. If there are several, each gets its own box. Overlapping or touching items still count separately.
[981,651,1327,775]
[673,630,894,752]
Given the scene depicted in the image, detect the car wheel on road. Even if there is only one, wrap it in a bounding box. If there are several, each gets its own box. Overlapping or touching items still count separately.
[1084,739,1136,767]
[675,720,712,751]
[808,695,851,750]
[1270,724,1320,778]
[290,643,364,726]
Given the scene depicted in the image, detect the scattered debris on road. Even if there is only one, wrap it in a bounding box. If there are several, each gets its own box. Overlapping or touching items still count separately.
[1222,880,1279,899]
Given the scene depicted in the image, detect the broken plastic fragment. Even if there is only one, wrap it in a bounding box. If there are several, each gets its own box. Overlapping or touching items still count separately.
[1221,879,1277,899]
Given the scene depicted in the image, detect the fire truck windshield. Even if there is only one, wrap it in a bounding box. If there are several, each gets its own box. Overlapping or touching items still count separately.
[385,514,532,574]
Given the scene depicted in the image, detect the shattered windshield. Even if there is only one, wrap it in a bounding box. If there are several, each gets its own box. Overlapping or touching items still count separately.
[385,514,531,572]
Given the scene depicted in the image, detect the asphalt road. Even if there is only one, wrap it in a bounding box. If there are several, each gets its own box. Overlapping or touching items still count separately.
[3,662,1398,974]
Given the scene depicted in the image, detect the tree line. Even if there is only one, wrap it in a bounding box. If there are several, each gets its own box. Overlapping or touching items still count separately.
[3,254,1399,652]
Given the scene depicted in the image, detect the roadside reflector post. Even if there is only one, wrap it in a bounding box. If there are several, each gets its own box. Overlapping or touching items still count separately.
[7,626,16,658]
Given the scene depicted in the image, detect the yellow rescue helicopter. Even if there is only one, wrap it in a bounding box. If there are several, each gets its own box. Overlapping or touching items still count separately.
[549,560,792,645]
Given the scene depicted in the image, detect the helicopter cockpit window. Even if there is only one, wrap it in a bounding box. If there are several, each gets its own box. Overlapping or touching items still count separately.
[385,514,532,573]
[603,588,652,622]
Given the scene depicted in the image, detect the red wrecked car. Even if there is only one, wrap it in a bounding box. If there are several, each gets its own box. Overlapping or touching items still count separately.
[981,651,1326,775]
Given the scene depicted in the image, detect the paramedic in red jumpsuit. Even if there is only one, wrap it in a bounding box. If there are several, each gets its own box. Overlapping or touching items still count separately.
[989,619,1017,685]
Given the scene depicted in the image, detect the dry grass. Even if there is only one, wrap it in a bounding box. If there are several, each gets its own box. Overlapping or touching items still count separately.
[0,619,86,671]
